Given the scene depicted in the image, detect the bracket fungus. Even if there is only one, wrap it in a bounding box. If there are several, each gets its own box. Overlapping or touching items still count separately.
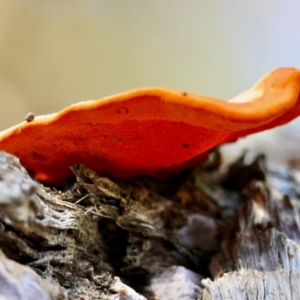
[0,67,300,186]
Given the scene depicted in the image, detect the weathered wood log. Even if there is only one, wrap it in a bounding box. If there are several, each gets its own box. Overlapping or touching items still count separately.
[202,158,300,299]
[1,150,300,299]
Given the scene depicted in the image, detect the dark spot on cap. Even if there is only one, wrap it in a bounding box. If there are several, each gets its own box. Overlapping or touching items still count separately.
[32,151,45,160]
[116,107,129,114]
[182,92,188,96]
[25,112,35,122]
[182,143,189,148]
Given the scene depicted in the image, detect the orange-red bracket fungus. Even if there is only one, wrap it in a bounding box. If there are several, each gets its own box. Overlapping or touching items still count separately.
[0,67,300,186]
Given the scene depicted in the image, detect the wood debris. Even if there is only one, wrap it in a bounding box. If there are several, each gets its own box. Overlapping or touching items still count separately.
[0,149,300,299]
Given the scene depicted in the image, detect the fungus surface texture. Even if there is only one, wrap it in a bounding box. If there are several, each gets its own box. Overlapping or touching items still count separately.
[0,67,300,186]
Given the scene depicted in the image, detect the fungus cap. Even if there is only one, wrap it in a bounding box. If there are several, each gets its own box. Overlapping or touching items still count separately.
[0,67,299,186]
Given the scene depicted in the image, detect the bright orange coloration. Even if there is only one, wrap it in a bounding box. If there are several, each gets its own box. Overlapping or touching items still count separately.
[0,68,300,186]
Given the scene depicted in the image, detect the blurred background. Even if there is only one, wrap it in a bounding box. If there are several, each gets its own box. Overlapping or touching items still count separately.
[1,1,300,164]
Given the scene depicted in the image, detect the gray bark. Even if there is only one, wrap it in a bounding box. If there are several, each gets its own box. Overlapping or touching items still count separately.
[1,150,300,299]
